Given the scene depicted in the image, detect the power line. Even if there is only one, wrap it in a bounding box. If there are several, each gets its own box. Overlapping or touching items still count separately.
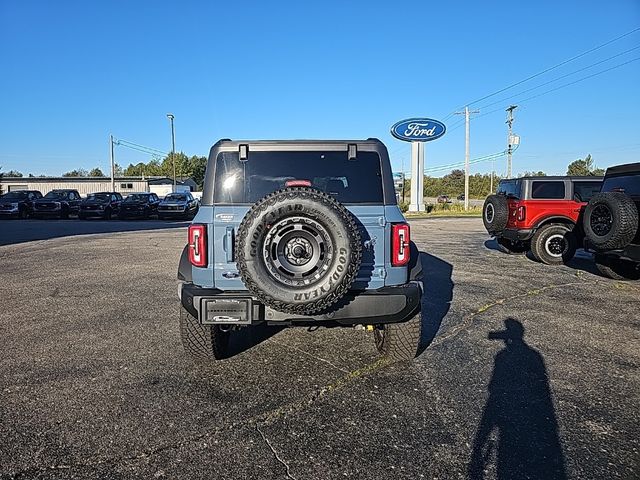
[475,44,640,111]
[465,26,640,107]
[466,55,640,122]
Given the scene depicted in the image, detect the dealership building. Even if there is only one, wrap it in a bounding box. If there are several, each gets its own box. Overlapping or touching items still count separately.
[0,176,197,197]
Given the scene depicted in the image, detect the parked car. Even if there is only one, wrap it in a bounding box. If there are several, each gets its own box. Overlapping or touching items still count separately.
[583,163,640,280]
[157,192,199,220]
[482,176,603,265]
[178,139,423,363]
[437,194,451,204]
[32,189,82,219]
[0,190,43,219]
[118,192,160,219]
[78,192,123,220]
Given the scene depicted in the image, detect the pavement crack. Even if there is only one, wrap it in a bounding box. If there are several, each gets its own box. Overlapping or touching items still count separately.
[256,424,298,480]
[273,341,350,373]
[433,280,594,346]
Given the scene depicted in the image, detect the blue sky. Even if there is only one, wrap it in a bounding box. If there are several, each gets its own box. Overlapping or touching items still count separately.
[1,0,639,177]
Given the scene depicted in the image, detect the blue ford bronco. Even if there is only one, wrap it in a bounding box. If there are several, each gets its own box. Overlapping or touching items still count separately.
[178,139,424,361]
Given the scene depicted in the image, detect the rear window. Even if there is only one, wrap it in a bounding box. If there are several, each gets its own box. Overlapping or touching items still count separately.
[213,150,384,204]
[497,180,521,198]
[531,181,565,199]
[573,181,602,202]
[602,174,640,197]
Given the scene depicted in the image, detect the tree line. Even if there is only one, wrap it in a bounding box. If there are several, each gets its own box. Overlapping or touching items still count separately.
[0,153,208,188]
[397,154,605,199]
[2,153,604,194]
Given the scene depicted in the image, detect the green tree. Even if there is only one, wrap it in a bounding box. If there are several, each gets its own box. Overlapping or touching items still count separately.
[3,170,24,177]
[62,169,88,177]
[520,171,547,177]
[566,154,603,176]
[88,167,105,177]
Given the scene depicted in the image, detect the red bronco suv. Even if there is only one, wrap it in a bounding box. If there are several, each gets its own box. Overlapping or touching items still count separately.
[482,176,603,265]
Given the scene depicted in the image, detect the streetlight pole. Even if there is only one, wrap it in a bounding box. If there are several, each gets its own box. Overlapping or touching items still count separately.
[167,113,176,190]
[109,134,115,192]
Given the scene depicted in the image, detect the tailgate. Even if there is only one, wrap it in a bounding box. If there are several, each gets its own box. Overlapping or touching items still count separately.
[210,205,386,290]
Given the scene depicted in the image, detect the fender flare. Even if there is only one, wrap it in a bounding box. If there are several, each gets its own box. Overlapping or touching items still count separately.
[408,241,423,282]
[177,245,192,282]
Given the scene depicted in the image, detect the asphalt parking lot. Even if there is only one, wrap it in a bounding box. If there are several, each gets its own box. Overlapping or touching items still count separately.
[1,218,638,479]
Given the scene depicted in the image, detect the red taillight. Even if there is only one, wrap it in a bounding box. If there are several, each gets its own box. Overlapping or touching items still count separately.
[391,223,410,267]
[188,224,207,267]
[517,206,526,222]
[285,179,312,187]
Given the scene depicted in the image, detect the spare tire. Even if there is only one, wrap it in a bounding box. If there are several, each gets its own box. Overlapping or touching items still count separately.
[583,192,639,250]
[483,195,509,234]
[236,187,362,315]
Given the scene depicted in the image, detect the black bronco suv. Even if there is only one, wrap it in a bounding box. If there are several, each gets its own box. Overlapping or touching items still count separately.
[178,139,424,362]
[583,162,640,280]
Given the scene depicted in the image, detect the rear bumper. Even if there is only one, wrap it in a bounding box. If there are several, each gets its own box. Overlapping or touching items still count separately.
[0,211,20,218]
[79,210,109,218]
[158,209,189,218]
[497,228,533,242]
[179,282,423,326]
[584,240,640,262]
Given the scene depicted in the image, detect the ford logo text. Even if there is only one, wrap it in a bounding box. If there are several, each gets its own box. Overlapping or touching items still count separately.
[390,118,447,142]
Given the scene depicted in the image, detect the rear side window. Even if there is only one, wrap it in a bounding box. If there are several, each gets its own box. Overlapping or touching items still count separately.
[531,181,565,199]
[573,181,602,202]
[497,180,521,198]
[213,150,384,204]
[602,175,640,197]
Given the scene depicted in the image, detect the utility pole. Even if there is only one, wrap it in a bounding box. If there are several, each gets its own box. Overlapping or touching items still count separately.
[506,105,518,178]
[490,157,495,193]
[167,113,176,190]
[109,134,115,192]
[455,106,479,210]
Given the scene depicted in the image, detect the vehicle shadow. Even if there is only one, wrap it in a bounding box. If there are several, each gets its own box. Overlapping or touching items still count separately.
[225,324,283,358]
[468,318,566,480]
[418,251,454,354]
[0,219,189,247]
[485,238,610,278]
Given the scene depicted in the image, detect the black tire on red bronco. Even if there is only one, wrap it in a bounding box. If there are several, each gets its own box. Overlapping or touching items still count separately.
[483,195,509,234]
[236,187,363,315]
[530,223,577,265]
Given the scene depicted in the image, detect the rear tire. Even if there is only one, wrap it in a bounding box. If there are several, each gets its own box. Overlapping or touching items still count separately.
[530,224,577,265]
[595,254,640,281]
[497,237,529,254]
[583,192,638,250]
[482,195,509,234]
[179,306,230,361]
[374,313,422,362]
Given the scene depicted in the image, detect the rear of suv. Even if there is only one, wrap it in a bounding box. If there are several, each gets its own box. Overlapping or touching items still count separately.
[483,176,603,265]
[177,139,424,362]
[582,163,640,280]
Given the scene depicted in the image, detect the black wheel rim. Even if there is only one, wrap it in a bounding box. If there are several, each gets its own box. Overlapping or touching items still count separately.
[262,216,333,287]
[590,204,613,236]
[545,234,567,257]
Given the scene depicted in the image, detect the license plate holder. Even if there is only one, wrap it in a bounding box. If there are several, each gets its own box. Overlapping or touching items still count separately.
[201,298,252,325]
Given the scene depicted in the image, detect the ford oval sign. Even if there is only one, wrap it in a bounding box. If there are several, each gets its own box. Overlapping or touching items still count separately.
[391,118,446,142]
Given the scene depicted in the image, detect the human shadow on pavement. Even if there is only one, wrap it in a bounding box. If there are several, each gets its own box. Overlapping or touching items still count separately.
[468,318,566,480]
[418,251,454,354]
